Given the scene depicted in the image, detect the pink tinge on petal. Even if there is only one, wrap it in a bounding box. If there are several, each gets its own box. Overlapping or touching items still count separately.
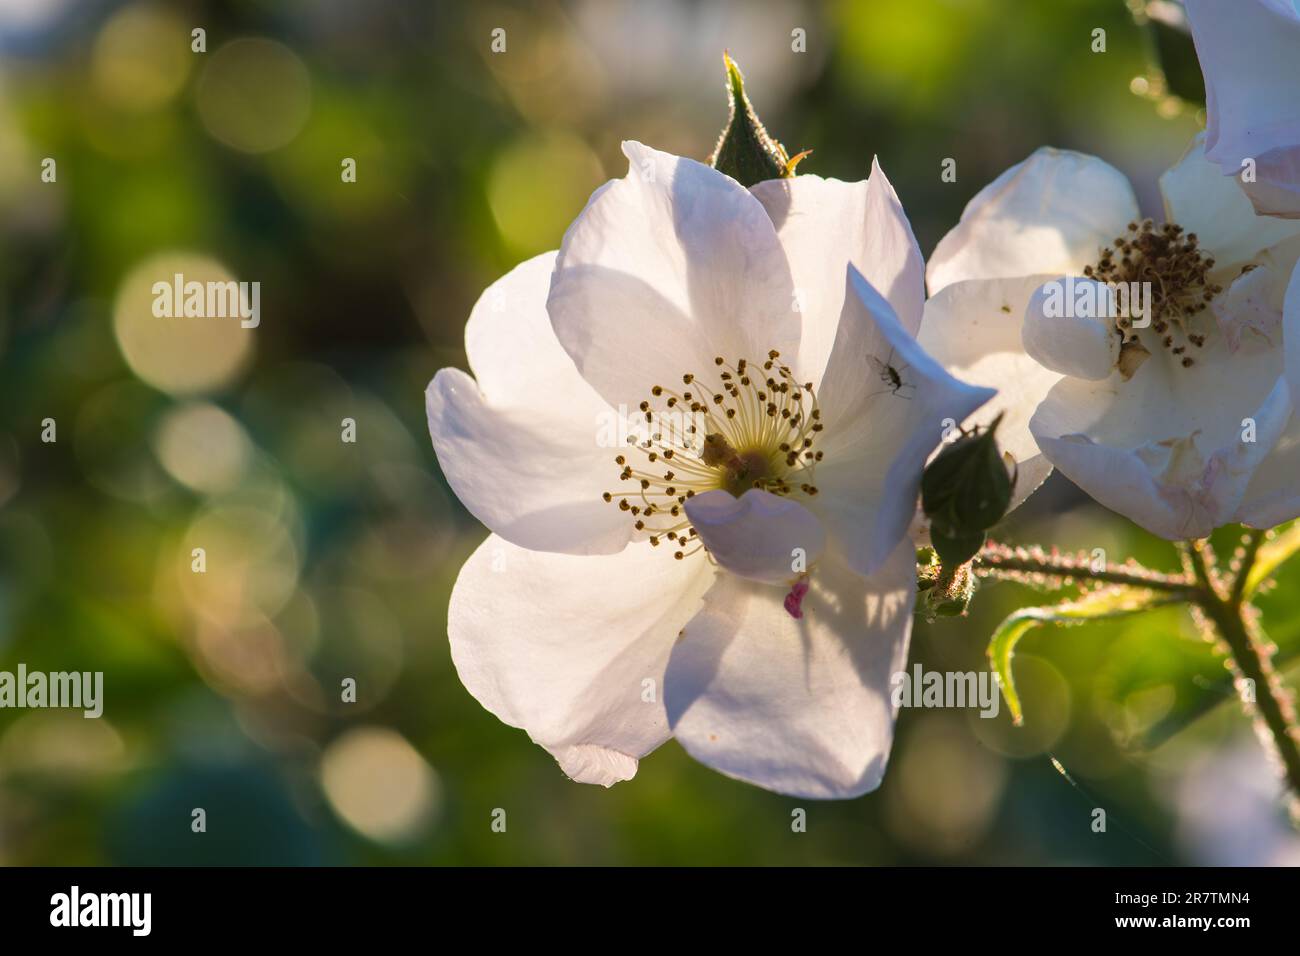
[1210,264,1283,353]
[1152,449,1224,537]
[783,576,811,619]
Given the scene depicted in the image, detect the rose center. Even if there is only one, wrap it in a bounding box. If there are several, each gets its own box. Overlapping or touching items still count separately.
[601,350,823,560]
[1084,218,1222,372]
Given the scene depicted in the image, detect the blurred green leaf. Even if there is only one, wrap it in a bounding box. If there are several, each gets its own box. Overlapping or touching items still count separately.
[1244,521,1300,599]
[988,587,1182,725]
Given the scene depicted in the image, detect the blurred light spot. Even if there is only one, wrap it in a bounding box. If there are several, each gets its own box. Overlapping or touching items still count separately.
[179,504,300,627]
[570,0,812,112]
[91,4,191,112]
[477,9,604,125]
[835,0,976,108]
[886,713,1006,856]
[154,402,251,494]
[487,131,603,256]
[194,614,290,696]
[0,712,127,778]
[969,654,1071,758]
[114,252,255,395]
[196,38,311,153]
[0,100,42,217]
[270,94,408,225]
[320,727,439,845]
[1120,682,1176,743]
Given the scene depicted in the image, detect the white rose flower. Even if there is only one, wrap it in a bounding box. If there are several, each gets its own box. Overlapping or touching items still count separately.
[1186,0,1300,219]
[426,143,993,798]
[918,135,1300,539]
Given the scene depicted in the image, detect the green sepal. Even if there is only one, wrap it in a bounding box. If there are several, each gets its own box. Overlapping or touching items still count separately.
[921,413,1012,568]
[709,53,793,187]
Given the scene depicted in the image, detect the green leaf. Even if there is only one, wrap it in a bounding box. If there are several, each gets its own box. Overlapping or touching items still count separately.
[709,53,792,187]
[987,587,1180,725]
[1243,521,1300,598]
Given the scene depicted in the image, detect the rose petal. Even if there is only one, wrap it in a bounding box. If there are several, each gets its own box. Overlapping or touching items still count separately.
[685,489,825,585]
[751,157,925,389]
[427,253,632,555]
[928,148,1137,293]
[1160,134,1300,269]
[917,275,1063,511]
[1022,276,1122,381]
[548,141,799,412]
[664,542,914,799]
[1031,366,1289,539]
[1187,0,1300,217]
[812,267,994,576]
[448,534,714,786]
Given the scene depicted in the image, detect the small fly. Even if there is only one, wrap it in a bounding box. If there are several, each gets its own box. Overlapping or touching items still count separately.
[868,347,913,399]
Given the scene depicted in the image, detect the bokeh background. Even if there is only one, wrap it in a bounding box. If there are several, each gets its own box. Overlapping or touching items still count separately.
[1,0,1297,865]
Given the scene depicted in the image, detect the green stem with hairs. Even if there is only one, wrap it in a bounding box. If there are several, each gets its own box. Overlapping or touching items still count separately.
[1182,539,1300,821]
[954,535,1300,822]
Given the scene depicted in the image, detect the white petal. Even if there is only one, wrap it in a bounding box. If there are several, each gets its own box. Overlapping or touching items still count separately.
[448,534,714,786]
[927,148,1137,293]
[1237,388,1300,528]
[1186,0,1300,217]
[1212,263,1285,352]
[813,267,994,575]
[751,158,925,390]
[427,253,631,555]
[917,275,1063,510]
[549,745,640,787]
[1160,134,1300,268]
[1240,145,1300,220]
[1022,277,1121,380]
[1284,259,1300,409]
[548,141,798,412]
[1031,365,1289,539]
[685,489,825,585]
[665,542,914,799]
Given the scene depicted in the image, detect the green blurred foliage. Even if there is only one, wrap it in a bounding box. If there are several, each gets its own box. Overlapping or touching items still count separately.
[0,0,1292,866]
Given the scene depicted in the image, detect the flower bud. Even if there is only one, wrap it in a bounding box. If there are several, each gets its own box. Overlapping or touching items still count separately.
[709,53,805,187]
[921,414,1013,569]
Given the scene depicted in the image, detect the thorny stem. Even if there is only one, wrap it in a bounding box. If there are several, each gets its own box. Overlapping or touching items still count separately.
[1182,539,1300,823]
[961,536,1300,822]
[973,542,1194,593]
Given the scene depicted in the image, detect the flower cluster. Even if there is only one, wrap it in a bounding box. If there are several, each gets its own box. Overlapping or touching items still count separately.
[426,18,1300,799]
